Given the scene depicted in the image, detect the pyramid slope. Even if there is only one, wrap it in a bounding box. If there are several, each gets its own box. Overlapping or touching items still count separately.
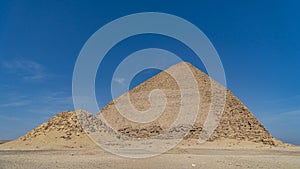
[100,62,281,145]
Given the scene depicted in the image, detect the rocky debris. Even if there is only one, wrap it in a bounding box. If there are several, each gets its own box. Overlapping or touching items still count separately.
[19,111,85,141]
[76,110,114,134]
[118,125,163,138]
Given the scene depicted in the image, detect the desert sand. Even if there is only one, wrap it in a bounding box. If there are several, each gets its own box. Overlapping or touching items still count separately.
[1,62,299,169]
[1,146,300,169]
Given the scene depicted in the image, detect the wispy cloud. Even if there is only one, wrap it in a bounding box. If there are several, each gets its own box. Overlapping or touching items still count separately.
[114,77,126,85]
[264,94,300,104]
[259,108,300,145]
[0,100,31,108]
[1,58,49,81]
[260,109,300,127]
[0,115,23,121]
[43,91,73,108]
[25,91,74,115]
[274,109,300,118]
[0,89,73,115]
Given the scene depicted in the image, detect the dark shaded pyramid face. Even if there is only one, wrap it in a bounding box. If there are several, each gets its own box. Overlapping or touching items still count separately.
[100,62,279,145]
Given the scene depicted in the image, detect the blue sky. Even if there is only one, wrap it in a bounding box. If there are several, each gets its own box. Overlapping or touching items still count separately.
[0,0,299,145]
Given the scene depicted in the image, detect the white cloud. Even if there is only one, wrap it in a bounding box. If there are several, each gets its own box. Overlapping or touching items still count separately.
[2,58,49,81]
[277,109,300,116]
[260,109,300,128]
[0,90,73,117]
[114,77,126,85]
[0,100,31,108]
[0,115,23,121]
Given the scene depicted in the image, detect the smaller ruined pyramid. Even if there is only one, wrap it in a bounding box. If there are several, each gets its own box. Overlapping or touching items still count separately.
[0,111,95,149]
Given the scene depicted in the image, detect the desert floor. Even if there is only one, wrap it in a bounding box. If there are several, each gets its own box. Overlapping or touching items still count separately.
[1,147,300,169]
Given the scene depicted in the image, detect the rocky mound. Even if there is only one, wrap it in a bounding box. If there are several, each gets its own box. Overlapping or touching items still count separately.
[19,111,84,141]
[0,111,96,149]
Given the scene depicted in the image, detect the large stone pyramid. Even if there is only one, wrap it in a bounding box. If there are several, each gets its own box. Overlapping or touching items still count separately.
[100,62,280,145]
[1,62,283,150]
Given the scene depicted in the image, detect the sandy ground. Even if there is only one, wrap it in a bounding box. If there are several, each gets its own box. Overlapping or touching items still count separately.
[0,141,10,145]
[1,146,300,169]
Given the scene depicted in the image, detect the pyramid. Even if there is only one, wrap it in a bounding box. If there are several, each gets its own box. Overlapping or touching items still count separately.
[0,111,96,149]
[1,62,284,150]
[100,62,281,145]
